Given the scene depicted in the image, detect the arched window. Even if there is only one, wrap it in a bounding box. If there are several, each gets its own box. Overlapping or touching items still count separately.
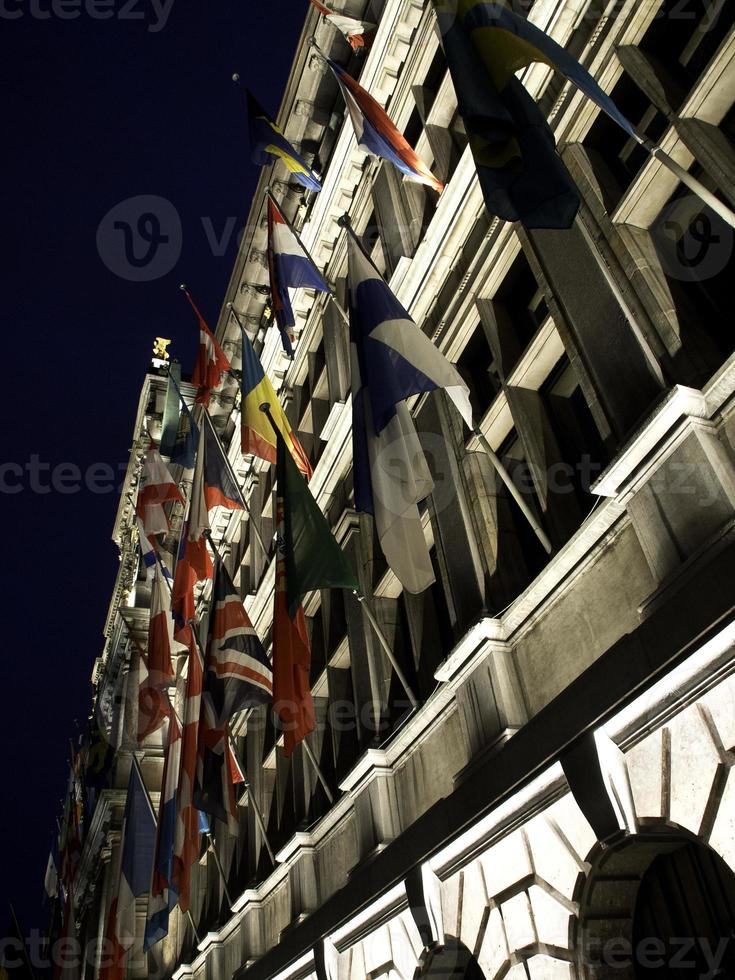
[574,825,735,978]
[633,840,735,977]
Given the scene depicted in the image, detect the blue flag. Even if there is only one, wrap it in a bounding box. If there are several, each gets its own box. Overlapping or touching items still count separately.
[116,759,157,953]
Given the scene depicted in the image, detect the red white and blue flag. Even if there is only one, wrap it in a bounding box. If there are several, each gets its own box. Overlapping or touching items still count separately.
[267,196,330,358]
[135,449,184,538]
[203,416,245,512]
[144,714,181,950]
[185,290,231,407]
[328,59,443,193]
[194,564,271,829]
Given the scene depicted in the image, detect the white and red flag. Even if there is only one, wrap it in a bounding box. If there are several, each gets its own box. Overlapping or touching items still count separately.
[184,289,231,406]
[135,448,183,538]
[308,0,376,49]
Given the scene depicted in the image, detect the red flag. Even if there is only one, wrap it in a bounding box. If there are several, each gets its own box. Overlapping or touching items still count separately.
[184,290,231,406]
[172,629,203,912]
[98,898,126,980]
[272,493,315,756]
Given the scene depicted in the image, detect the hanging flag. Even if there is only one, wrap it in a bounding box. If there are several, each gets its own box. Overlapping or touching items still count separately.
[171,522,199,641]
[53,889,80,980]
[44,841,59,900]
[144,715,181,950]
[99,898,125,980]
[346,232,472,593]
[82,717,115,817]
[203,416,244,512]
[137,518,158,577]
[160,361,184,458]
[136,520,175,589]
[266,195,330,357]
[139,562,184,740]
[434,1,638,139]
[135,448,184,538]
[240,327,313,478]
[172,631,203,913]
[170,429,214,640]
[59,763,82,895]
[273,429,359,754]
[194,721,240,833]
[201,563,272,722]
[195,563,272,828]
[184,290,232,407]
[432,1,579,227]
[114,760,157,959]
[309,0,376,49]
[186,424,215,580]
[246,89,322,193]
[327,58,443,193]
[168,368,200,471]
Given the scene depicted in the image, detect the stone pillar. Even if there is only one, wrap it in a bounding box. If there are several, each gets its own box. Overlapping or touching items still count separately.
[520,221,664,443]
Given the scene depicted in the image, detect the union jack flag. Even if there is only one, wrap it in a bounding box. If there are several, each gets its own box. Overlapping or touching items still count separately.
[194,564,271,830]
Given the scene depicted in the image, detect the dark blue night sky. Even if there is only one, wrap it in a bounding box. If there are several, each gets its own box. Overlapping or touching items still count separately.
[1,0,304,933]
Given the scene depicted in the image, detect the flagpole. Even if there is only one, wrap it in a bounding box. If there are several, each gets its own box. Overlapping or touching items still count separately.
[352,591,420,709]
[186,909,201,945]
[132,741,203,947]
[472,428,553,555]
[301,738,335,804]
[264,188,351,326]
[258,401,421,711]
[226,718,276,868]
[203,526,333,853]
[9,904,38,980]
[204,831,234,908]
[200,407,270,559]
[636,138,735,231]
[336,212,553,557]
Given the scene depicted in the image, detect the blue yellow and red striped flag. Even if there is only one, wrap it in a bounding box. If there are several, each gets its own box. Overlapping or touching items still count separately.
[240,327,312,478]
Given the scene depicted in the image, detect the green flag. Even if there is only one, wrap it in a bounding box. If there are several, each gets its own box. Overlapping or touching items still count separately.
[277,431,359,617]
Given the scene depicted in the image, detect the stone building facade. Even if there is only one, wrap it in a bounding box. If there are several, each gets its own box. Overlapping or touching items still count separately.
[75,0,735,978]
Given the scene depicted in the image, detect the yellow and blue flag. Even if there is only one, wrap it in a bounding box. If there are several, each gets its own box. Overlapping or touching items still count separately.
[246,90,322,193]
[433,1,639,227]
[436,0,580,228]
[436,1,638,138]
